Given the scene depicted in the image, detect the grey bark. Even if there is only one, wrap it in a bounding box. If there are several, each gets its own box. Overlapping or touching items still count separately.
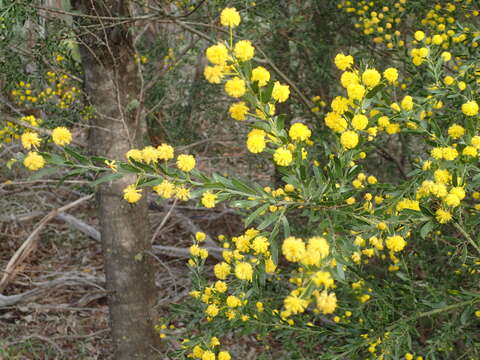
[71,1,159,358]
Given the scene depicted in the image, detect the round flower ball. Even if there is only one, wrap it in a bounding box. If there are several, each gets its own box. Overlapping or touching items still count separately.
[340,130,359,149]
[273,147,293,166]
[220,7,241,28]
[52,126,72,146]
[176,154,196,172]
[289,123,311,141]
[462,100,479,116]
[23,151,45,171]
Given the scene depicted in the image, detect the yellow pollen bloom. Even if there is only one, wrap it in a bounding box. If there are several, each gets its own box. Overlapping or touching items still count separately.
[123,184,142,203]
[201,191,217,208]
[51,126,72,146]
[220,7,241,27]
[272,81,290,103]
[206,43,228,65]
[340,130,359,149]
[251,66,270,87]
[229,101,249,121]
[225,77,246,98]
[334,53,354,71]
[234,40,255,61]
[176,154,196,172]
[273,147,293,166]
[235,261,253,281]
[362,68,381,87]
[383,67,398,83]
[289,123,311,141]
[462,101,479,116]
[21,132,41,150]
[23,151,45,171]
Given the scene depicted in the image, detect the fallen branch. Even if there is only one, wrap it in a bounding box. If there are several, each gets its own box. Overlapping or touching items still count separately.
[0,194,94,292]
[0,271,104,308]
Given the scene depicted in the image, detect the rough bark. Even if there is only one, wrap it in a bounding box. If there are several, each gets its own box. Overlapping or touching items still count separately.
[71,1,158,358]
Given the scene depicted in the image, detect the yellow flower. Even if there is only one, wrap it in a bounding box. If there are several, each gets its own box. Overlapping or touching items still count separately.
[229,101,249,120]
[21,132,41,150]
[289,123,311,141]
[235,261,253,281]
[265,257,277,273]
[272,81,290,103]
[153,180,175,198]
[383,67,398,83]
[340,130,359,149]
[401,95,414,111]
[447,124,465,139]
[204,65,224,83]
[206,43,228,65]
[351,114,368,130]
[157,143,174,160]
[220,7,241,27]
[331,96,349,114]
[246,131,266,153]
[432,34,443,45]
[176,154,196,172]
[282,236,305,262]
[205,305,219,318]
[414,31,425,41]
[362,68,381,87]
[218,351,231,360]
[251,66,270,87]
[225,77,246,98]
[284,295,308,314]
[325,112,347,133]
[201,191,217,208]
[175,186,191,201]
[315,291,337,314]
[214,262,231,280]
[273,147,293,166]
[435,209,452,224]
[347,83,366,100]
[334,53,354,71]
[51,126,72,146]
[444,194,460,207]
[312,271,334,288]
[142,146,159,164]
[386,235,406,252]
[462,146,477,157]
[462,101,479,116]
[126,149,143,162]
[234,40,255,61]
[301,236,329,266]
[441,51,452,61]
[123,184,142,203]
[226,295,241,308]
[23,151,45,171]
[340,71,359,88]
[444,76,454,86]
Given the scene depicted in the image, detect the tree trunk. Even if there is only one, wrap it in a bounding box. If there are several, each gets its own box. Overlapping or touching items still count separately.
[71,1,158,358]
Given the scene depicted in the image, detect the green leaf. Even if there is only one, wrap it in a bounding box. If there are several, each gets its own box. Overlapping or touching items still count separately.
[120,163,142,173]
[280,215,290,237]
[245,203,270,227]
[366,84,385,99]
[64,146,87,163]
[261,81,274,103]
[420,221,434,239]
[139,177,163,187]
[28,166,58,180]
[257,213,279,230]
[90,172,123,187]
